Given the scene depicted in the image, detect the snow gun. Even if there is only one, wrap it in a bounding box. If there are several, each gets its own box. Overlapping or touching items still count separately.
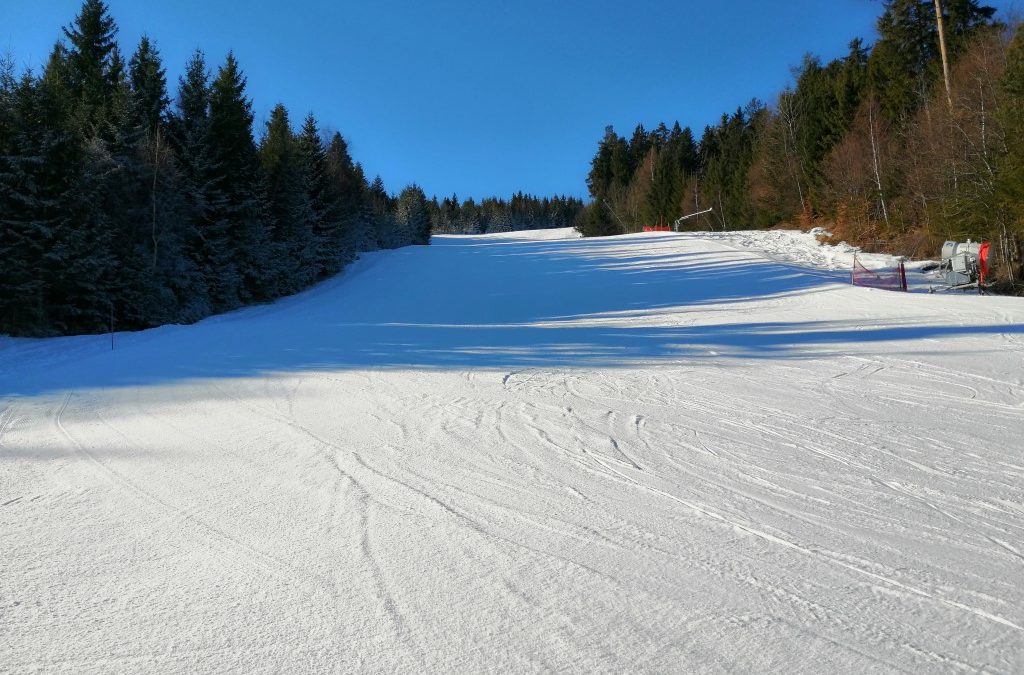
[937,240,990,292]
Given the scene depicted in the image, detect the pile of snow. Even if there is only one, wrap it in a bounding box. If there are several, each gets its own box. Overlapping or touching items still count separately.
[699,227,954,293]
[2,228,1023,672]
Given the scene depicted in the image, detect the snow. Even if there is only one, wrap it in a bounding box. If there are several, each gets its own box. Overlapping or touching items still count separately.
[2,228,1023,673]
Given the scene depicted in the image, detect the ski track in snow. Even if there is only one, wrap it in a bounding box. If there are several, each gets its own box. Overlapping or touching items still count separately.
[2,228,1023,673]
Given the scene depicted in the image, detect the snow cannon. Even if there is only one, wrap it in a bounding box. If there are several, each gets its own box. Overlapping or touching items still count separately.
[939,240,990,291]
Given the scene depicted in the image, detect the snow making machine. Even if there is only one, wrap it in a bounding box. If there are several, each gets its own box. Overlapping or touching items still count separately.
[936,240,991,292]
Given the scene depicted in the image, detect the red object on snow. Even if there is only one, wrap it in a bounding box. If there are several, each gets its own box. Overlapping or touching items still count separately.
[643,226,672,232]
[979,242,990,285]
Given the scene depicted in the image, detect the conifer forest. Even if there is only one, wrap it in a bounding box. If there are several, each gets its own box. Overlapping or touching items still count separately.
[0,1,583,337]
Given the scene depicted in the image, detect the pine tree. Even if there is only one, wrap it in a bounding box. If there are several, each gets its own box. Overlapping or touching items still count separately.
[323,131,368,257]
[102,33,195,329]
[260,103,317,291]
[0,61,51,334]
[62,0,119,136]
[128,36,168,134]
[208,52,272,303]
[869,0,995,123]
[366,175,396,248]
[167,49,223,317]
[296,114,338,276]
[395,184,431,245]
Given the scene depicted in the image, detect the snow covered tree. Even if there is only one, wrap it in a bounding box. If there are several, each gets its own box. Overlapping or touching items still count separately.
[395,184,431,245]
[260,103,318,292]
[208,52,273,304]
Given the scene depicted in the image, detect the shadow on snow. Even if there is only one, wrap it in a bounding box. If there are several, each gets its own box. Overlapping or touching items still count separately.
[2,234,1020,397]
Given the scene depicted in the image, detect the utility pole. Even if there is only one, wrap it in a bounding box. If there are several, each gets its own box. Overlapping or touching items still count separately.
[934,0,954,110]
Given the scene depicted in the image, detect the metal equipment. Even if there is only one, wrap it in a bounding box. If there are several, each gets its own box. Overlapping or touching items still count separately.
[938,240,990,291]
[673,207,713,232]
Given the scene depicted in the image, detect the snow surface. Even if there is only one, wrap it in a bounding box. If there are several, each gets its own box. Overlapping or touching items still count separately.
[2,228,1023,673]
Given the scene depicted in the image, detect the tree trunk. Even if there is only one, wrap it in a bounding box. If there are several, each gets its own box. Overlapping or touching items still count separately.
[934,0,954,110]
[868,103,891,229]
[151,127,161,269]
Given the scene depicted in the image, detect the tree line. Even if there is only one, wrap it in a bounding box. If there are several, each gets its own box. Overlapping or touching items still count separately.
[0,1,577,337]
[581,0,1023,285]
[429,193,584,235]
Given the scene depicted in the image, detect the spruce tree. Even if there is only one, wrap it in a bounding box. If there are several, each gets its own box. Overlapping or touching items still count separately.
[297,114,338,276]
[869,0,995,123]
[168,49,223,317]
[395,184,431,245]
[128,36,168,134]
[0,63,50,334]
[366,175,395,248]
[260,103,317,291]
[323,131,368,258]
[208,52,272,303]
[62,0,119,135]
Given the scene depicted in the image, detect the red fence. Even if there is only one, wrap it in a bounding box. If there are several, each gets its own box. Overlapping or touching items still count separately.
[851,254,907,292]
[642,226,672,232]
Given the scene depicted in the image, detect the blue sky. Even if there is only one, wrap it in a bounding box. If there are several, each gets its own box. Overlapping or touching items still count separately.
[3,1,1019,199]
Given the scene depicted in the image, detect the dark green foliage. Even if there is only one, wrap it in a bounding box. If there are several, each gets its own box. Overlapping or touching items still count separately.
[580,0,1007,253]
[62,0,119,135]
[869,0,996,123]
[577,202,623,238]
[208,52,274,304]
[6,0,520,337]
[429,193,585,235]
[260,104,318,292]
[128,36,168,134]
[396,185,431,245]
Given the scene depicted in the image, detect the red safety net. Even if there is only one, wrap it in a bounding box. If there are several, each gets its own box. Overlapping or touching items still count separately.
[643,225,672,232]
[851,255,907,292]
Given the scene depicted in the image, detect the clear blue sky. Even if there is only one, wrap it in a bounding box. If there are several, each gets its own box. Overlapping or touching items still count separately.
[2,1,1019,199]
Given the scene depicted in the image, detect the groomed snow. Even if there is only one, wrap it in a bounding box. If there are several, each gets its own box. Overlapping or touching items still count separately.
[2,229,1023,673]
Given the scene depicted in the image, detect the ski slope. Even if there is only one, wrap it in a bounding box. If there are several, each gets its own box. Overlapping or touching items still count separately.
[2,228,1023,673]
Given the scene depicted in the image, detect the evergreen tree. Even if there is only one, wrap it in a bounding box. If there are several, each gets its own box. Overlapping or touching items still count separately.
[323,131,369,256]
[168,49,221,317]
[297,114,340,276]
[366,174,396,248]
[260,103,317,291]
[128,36,168,134]
[62,0,119,136]
[869,0,995,123]
[208,52,272,303]
[0,63,52,334]
[395,184,431,245]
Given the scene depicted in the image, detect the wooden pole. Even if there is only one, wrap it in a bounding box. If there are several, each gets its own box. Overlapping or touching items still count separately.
[934,0,954,110]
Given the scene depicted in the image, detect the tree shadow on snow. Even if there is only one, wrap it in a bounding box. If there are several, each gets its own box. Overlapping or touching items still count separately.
[2,234,1021,397]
